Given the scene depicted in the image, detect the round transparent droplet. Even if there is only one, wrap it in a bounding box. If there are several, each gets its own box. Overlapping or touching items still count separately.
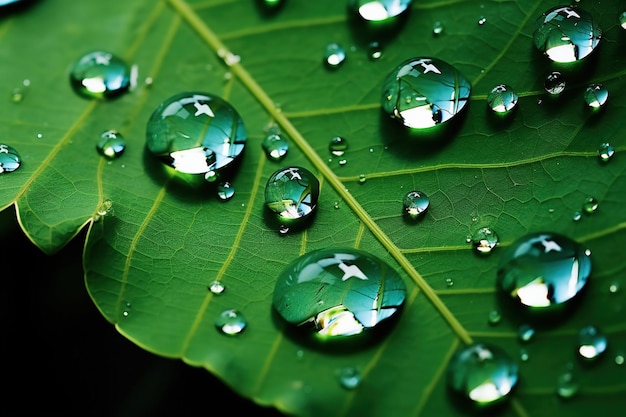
[487,84,518,114]
[544,71,566,95]
[432,21,444,36]
[598,143,615,163]
[262,132,289,161]
[582,196,598,214]
[348,0,412,24]
[215,309,247,335]
[381,57,471,129]
[477,16,487,25]
[0,144,21,174]
[556,370,578,398]
[446,343,519,406]
[208,280,225,295]
[329,136,348,156]
[367,41,383,60]
[216,181,235,201]
[264,166,320,225]
[272,247,407,342]
[403,190,429,219]
[518,324,535,343]
[324,43,346,69]
[471,227,499,255]
[519,348,529,362]
[496,232,592,310]
[69,51,131,100]
[146,92,246,176]
[572,211,582,221]
[93,199,114,222]
[609,281,620,294]
[577,325,607,360]
[584,83,609,109]
[338,367,361,390]
[358,174,367,184]
[532,6,602,63]
[487,310,501,326]
[445,278,454,287]
[615,354,625,365]
[97,129,126,159]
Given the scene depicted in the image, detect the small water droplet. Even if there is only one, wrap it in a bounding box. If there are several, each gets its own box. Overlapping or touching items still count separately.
[367,41,383,60]
[358,174,367,184]
[533,6,602,63]
[597,142,615,163]
[333,201,340,209]
[93,199,114,222]
[279,224,290,235]
[338,159,347,166]
[324,42,346,69]
[11,79,30,103]
[518,324,535,343]
[446,343,519,406]
[0,144,22,174]
[609,281,620,293]
[264,166,320,226]
[487,84,518,114]
[471,227,499,255]
[329,136,348,156]
[216,309,247,335]
[69,51,131,100]
[487,310,501,326]
[122,301,131,317]
[497,232,591,310]
[556,370,578,399]
[582,196,598,214]
[572,211,582,222]
[445,278,454,287]
[349,0,412,24]
[620,11,626,29]
[36,133,43,139]
[615,353,625,365]
[338,367,361,390]
[432,20,444,36]
[402,190,429,219]
[544,71,566,95]
[519,348,529,362]
[584,83,609,109]
[97,130,126,159]
[477,16,487,25]
[216,181,235,201]
[204,170,219,183]
[208,280,225,294]
[577,325,607,360]
[262,132,289,161]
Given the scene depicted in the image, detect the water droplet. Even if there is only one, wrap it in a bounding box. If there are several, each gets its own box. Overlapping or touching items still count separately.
[333,201,340,209]
[262,132,289,161]
[518,324,535,343]
[556,370,578,399]
[216,309,247,335]
[519,348,529,362]
[445,278,454,287]
[598,142,615,163]
[446,343,519,406]
[402,190,429,219]
[381,57,471,129]
[496,232,592,310]
[621,11,626,29]
[544,71,566,95]
[264,166,320,226]
[146,92,246,177]
[471,227,499,255]
[338,367,361,390]
[572,211,582,221]
[272,247,407,342]
[432,20,444,36]
[532,6,602,63]
[216,181,235,201]
[338,158,347,166]
[367,41,383,60]
[609,281,620,293]
[584,83,609,109]
[487,310,501,326]
[0,144,21,174]
[278,224,290,235]
[615,353,625,365]
[349,0,412,24]
[11,79,30,103]
[329,136,348,156]
[69,51,131,100]
[487,84,518,115]
[97,130,126,159]
[93,199,114,222]
[204,170,219,183]
[208,280,225,295]
[324,43,346,69]
[577,325,607,360]
[122,301,131,317]
[582,196,598,214]
[477,16,487,25]
[358,174,367,184]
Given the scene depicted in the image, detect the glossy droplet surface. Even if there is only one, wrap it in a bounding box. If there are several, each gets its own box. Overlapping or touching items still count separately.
[367,41,383,60]
[487,310,502,326]
[215,309,246,335]
[0,144,21,173]
[262,132,288,161]
[264,166,320,225]
[621,11,626,29]
[598,143,615,162]
[97,130,126,159]
[584,83,609,109]
[471,227,499,255]
[338,367,361,389]
[329,136,348,156]
[381,57,471,129]
[544,71,565,95]
[518,324,535,343]
[432,21,443,36]
[577,325,607,360]
[556,370,578,398]
[349,0,412,24]
[208,280,225,295]
[272,247,407,341]
[69,51,131,100]
[403,190,429,219]
[324,43,346,69]
[216,181,235,201]
[487,84,518,114]
[447,343,519,406]
[146,92,246,176]
[582,196,598,213]
[532,6,602,63]
[496,232,591,310]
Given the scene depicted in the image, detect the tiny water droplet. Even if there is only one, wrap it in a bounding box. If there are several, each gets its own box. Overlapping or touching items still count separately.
[477,16,487,25]
[544,71,565,95]
[519,348,529,362]
[597,143,615,163]
[122,301,131,317]
[338,367,361,390]
[471,227,499,255]
[556,370,578,399]
[0,144,22,174]
[216,181,235,201]
[358,174,366,184]
[533,6,602,63]
[36,133,43,139]
[367,41,383,60]
[93,199,114,222]
[329,136,348,156]
[333,201,340,209]
[584,83,609,109]
[582,196,598,214]
[432,20,443,36]
[69,51,131,100]
[487,310,501,326]
[11,79,29,103]
[609,281,620,293]
[338,159,347,166]
[208,280,225,295]
[349,0,412,24]
[518,324,535,343]
[615,353,625,365]
[279,224,290,235]
[572,211,582,221]
[262,132,289,161]
[97,129,126,159]
[204,170,219,183]
[324,43,346,69]
[577,325,607,360]
[402,190,429,219]
[264,166,320,226]
[216,309,247,335]
[445,278,454,287]
[487,84,518,114]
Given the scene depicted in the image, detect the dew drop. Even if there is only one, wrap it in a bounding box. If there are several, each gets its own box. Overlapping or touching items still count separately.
[204,170,219,183]
[216,309,247,335]
[262,132,289,161]
[381,57,471,129]
[358,174,367,184]
[544,71,566,95]
[477,16,487,25]
[338,367,361,390]
[487,310,501,326]
[0,144,22,174]
[582,196,598,214]
[69,51,131,100]
[577,325,607,360]
[572,211,582,222]
[324,43,346,69]
[216,181,235,201]
[278,224,290,235]
[584,83,609,109]
[264,166,320,226]
[367,41,383,60]
[532,6,602,63]
[517,324,535,343]
[487,84,518,115]
[615,353,625,365]
[146,92,246,177]
[97,130,126,159]
[609,281,620,293]
[446,343,519,407]
[556,370,578,399]
[597,142,615,163]
[272,247,407,343]
[402,190,429,219]
[496,232,591,310]
[445,278,454,287]
[432,20,444,36]
[338,158,347,166]
[329,136,348,156]
[93,199,114,222]
[471,227,499,255]
[519,348,529,362]
[208,280,225,295]
[11,79,30,103]
[348,0,412,24]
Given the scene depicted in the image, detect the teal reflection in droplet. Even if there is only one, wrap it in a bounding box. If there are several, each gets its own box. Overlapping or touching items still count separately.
[97,130,126,159]
[0,144,21,173]
[264,166,319,226]
[584,83,609,109]
[577,325,607,360]
[69,51,131,100]
[487,84,518,115]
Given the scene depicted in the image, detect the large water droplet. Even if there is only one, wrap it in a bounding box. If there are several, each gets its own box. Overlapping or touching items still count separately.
[402,190,429,219]
[97,130,126,159]
[348,0,412,24]
[471,227,499,255]
[324,43,346,69]
[583,83,609,109]
[544,71,566,95]
[598,142,615,163]
[264,166,320,226]
[446,343,519,407]
[532,6,602,63]
[577,325,607,360]
[487,84,518,115]
[381,57,471,129]
[215,309,247,335]
[496,232,591,310]
[272,247,407,343]
[262,132,289,161]
[0,144,21,173]
[69,51,131,100]
[146,92,246,177]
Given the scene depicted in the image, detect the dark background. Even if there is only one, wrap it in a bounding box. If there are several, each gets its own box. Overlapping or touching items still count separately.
[1,208,286,417]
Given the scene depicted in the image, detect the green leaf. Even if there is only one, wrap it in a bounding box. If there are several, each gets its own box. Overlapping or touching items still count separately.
[2,0,625,416]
